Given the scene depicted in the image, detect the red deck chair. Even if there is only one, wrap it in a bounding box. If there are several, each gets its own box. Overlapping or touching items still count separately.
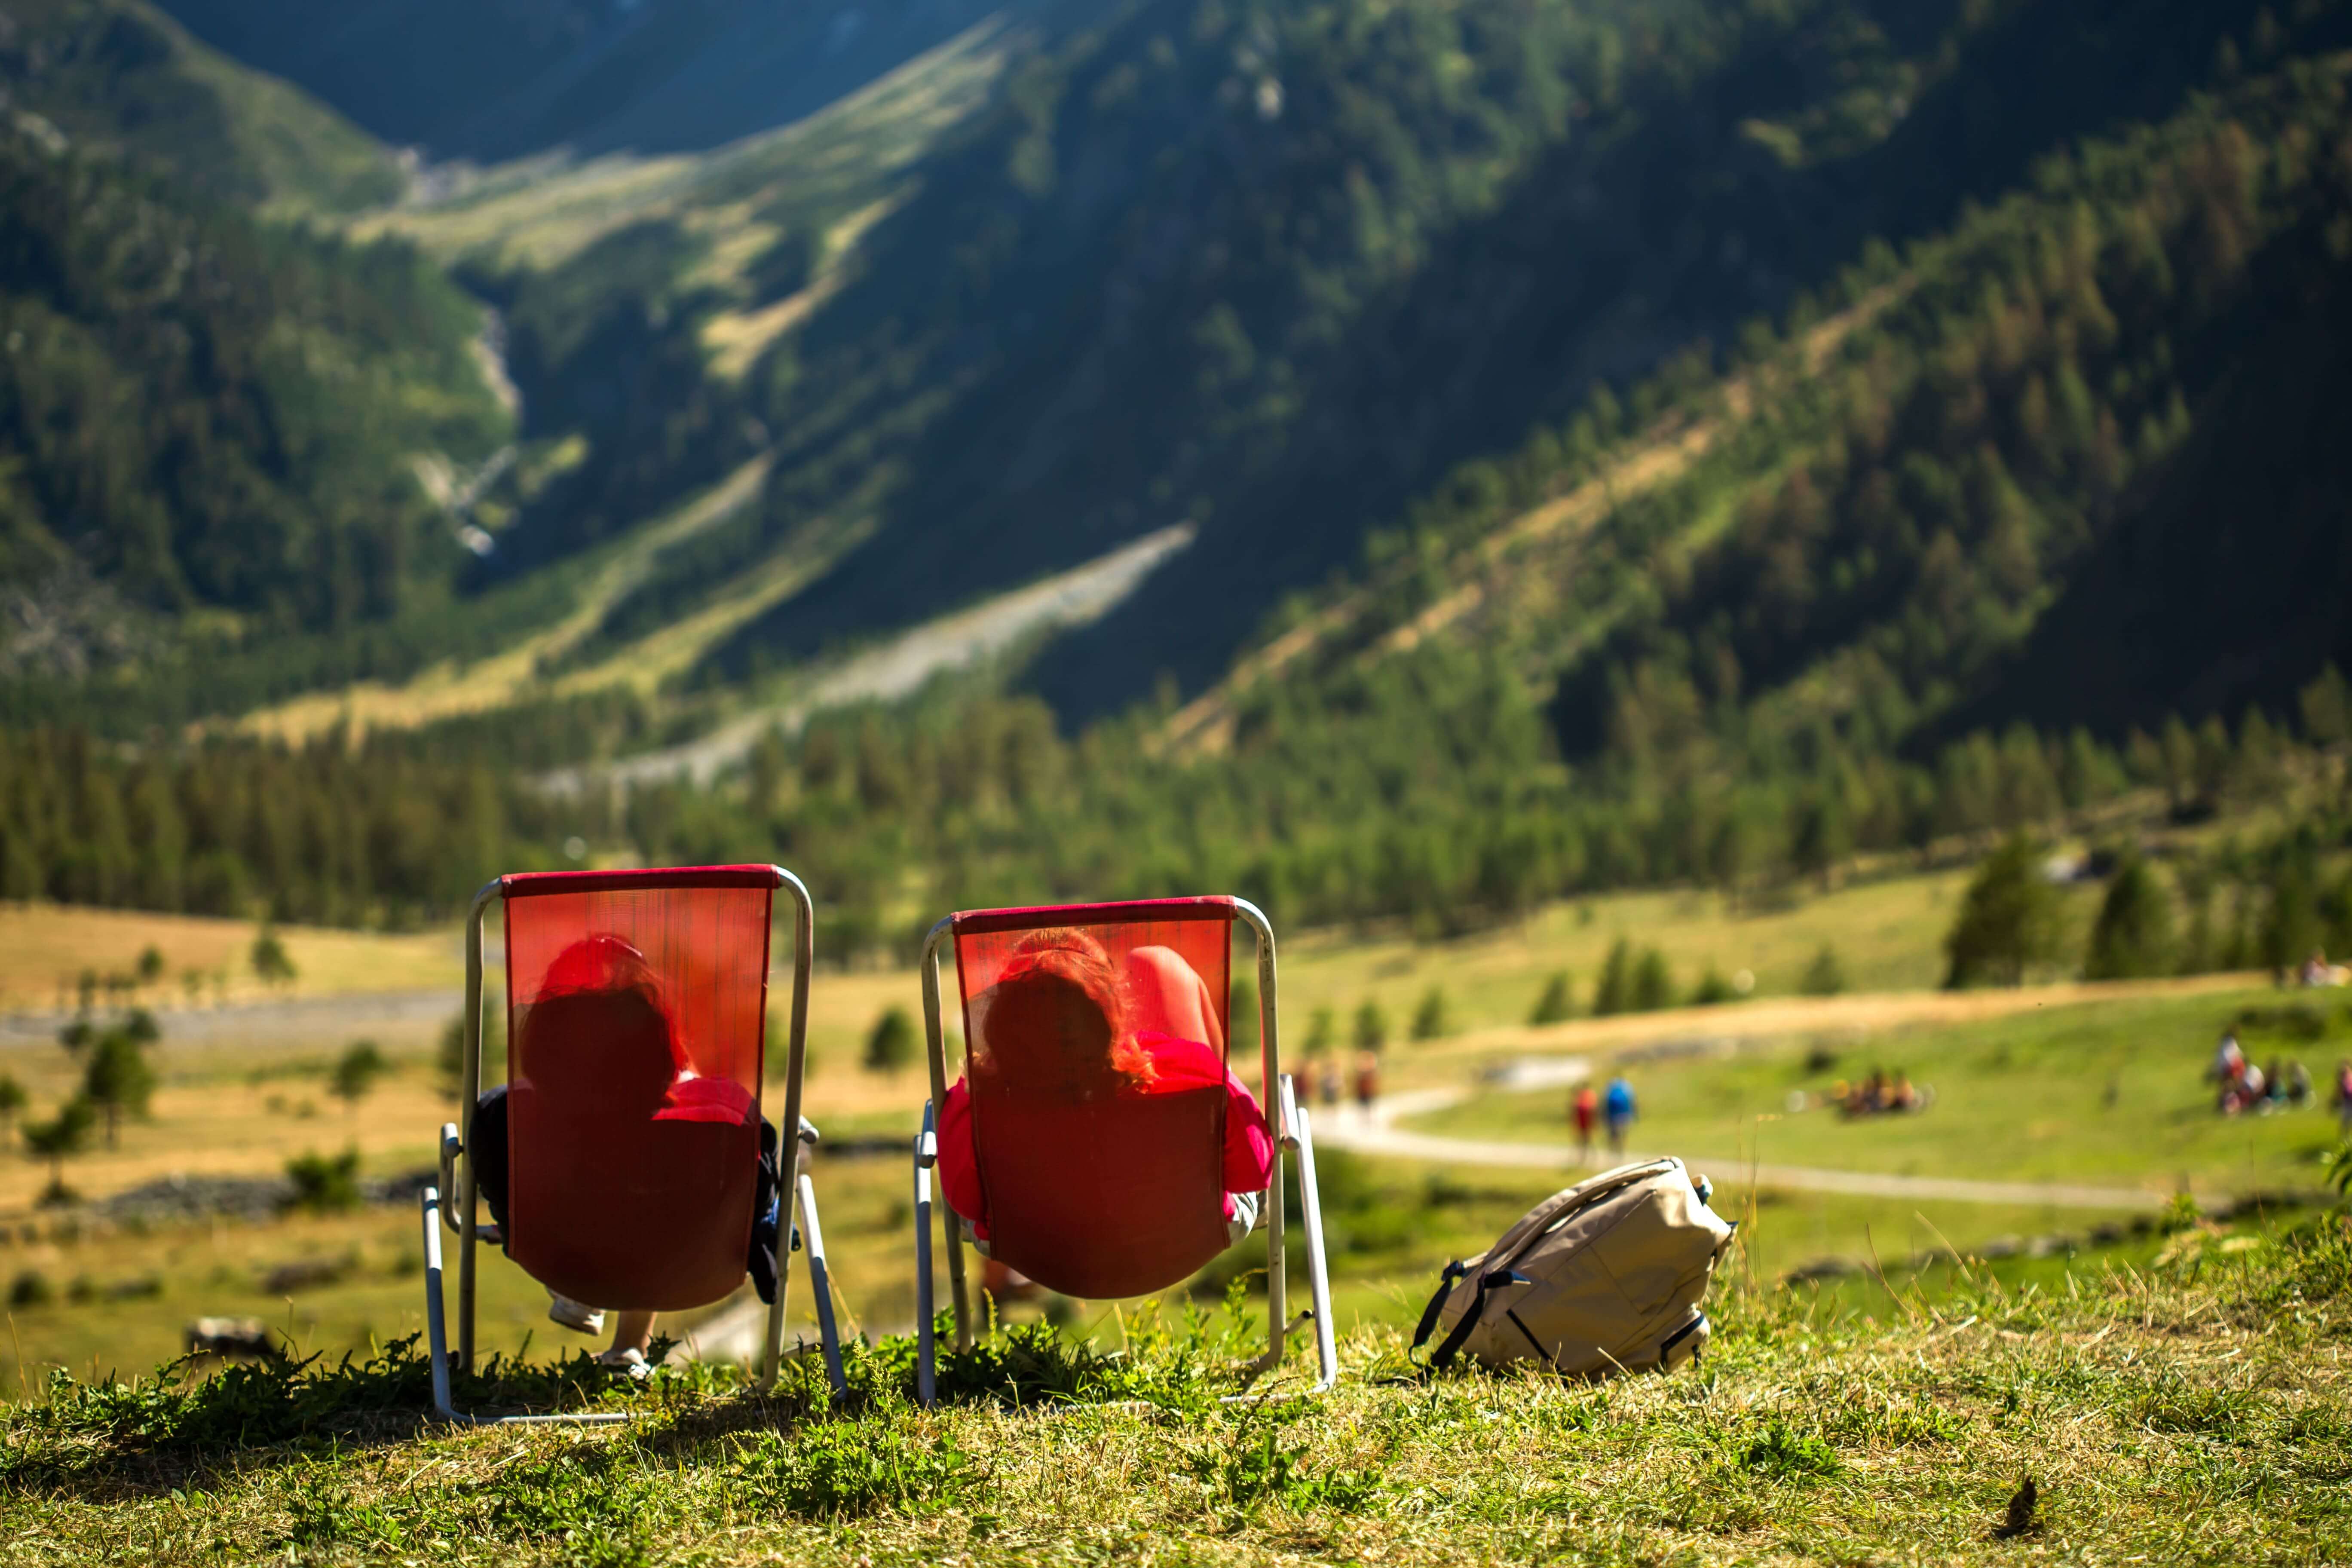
[910,897,1336,1405]
[419,865,847,1422]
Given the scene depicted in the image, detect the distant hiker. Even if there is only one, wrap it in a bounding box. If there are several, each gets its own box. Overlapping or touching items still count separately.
[1317,1054,1343,1110]
[2336,1060,2352,1135]
[1351,1050,1381,1118]
[1571,1083,1598,1161]
[2285,1060,2312,1108]
[1603,1075,1637,1155]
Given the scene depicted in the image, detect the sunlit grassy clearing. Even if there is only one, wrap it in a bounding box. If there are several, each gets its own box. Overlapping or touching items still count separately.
[5,1218,2346,1566]
[0,905,458,1013]
[0,1139,2136,1391]
[1407,985,2346,1199]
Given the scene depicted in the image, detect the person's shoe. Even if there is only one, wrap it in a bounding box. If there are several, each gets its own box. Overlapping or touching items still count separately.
[547,1292,605,1335]
[595,1346,652,1383]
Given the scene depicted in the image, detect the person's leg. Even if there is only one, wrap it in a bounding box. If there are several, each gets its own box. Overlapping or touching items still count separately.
[1124,946,1224,1052]
[606,1312,656,1357]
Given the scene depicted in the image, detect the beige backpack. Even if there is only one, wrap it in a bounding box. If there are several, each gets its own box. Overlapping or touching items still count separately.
[1410,1157,1735,1378]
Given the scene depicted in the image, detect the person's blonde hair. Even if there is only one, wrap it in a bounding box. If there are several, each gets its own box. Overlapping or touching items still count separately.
[977,928,1155,1093]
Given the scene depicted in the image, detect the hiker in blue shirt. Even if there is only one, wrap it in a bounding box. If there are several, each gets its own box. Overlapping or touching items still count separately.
[1603,1075,1637,1156]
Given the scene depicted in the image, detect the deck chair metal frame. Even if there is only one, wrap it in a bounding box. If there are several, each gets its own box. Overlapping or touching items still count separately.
[420,863,847,1424]
[910,895,1337,1407]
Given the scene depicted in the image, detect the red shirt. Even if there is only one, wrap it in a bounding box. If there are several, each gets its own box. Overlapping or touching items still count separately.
[937,1030,1274,1242]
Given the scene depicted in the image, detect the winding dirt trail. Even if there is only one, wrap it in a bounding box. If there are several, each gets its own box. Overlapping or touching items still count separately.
[1311,974,2270,1211]
[1315,1081,2169,1211]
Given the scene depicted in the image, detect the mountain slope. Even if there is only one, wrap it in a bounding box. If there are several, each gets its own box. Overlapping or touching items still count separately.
[0,0,399,214]
[546,0,2291,725]
[1186,41,2352,777]
[156,0,1106,161]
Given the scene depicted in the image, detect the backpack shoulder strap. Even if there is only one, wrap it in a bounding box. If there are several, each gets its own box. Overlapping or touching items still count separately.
[1424,1268,1531,1372]
[1410,1259,1470,1353]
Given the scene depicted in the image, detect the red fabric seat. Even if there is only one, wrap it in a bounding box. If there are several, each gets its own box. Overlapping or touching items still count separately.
[972,1083,1230,1300]
[500,868,774,1311]
[947,899,1243,1299]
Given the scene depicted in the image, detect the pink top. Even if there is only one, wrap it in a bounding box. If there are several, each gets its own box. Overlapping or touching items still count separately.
[937,1029,1274,1243]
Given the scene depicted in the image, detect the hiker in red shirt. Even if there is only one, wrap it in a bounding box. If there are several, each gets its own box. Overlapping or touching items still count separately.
[1571,1082,1598,1162]
[937,929,1273,1249]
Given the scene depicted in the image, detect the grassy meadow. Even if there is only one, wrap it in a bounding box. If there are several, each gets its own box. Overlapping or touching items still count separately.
[0,905,460,1015]
[3,1212,2347,1565]
[0,861,2331,1394]
[1406,984,2349,1200]
[2,858,2349,1563]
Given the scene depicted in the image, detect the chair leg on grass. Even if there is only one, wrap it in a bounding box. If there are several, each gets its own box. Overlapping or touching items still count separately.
[421,1186,460,1424]
[914,1101,939,1409]
[420,1183,629,1427]
[795,1171,848,1402]
[1289,1102,1340,1393]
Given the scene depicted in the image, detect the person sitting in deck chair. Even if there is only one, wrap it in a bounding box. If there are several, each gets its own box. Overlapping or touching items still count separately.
[937,929,1273,1255]
[469,933,782,1378]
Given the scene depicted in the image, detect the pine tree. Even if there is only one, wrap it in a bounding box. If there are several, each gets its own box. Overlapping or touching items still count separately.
[1944,835,2065,988]
[2082,857,2175,980]
[1630,948,1675,1012]
[1529,971,1574,1025]
[1801,944,1847,996]
[1410,986,1451,1042]
[83,1032,156,1149]
[1592,939,1635,1017]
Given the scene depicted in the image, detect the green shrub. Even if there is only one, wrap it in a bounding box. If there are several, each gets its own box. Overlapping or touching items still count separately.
[864,1007,917,1077]
[9,1270,52,1308]
[284,1148,361,1213]
[1800,943,1847,996]
[328,1041,388,1112]
[1691,966,1737,1005]
[1354,999,1389,1053]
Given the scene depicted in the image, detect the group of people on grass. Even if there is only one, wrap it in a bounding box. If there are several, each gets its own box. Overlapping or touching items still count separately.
[1830,1069,1928,1118]
[2208,1030,2338,1121]
[473,927,1271,1375]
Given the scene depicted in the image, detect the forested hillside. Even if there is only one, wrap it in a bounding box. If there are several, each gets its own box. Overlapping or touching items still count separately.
[421,0,2307,730]
[0,134,512,698]
[0,0,398,213]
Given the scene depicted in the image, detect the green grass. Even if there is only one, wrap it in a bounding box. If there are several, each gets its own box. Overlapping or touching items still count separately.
[3,1210,2347,1564]
[1409,986,2350,1200]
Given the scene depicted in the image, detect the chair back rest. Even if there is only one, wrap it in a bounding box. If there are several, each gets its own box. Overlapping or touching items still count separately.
[951,898,1241,1298]
[502,867,775,1311]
